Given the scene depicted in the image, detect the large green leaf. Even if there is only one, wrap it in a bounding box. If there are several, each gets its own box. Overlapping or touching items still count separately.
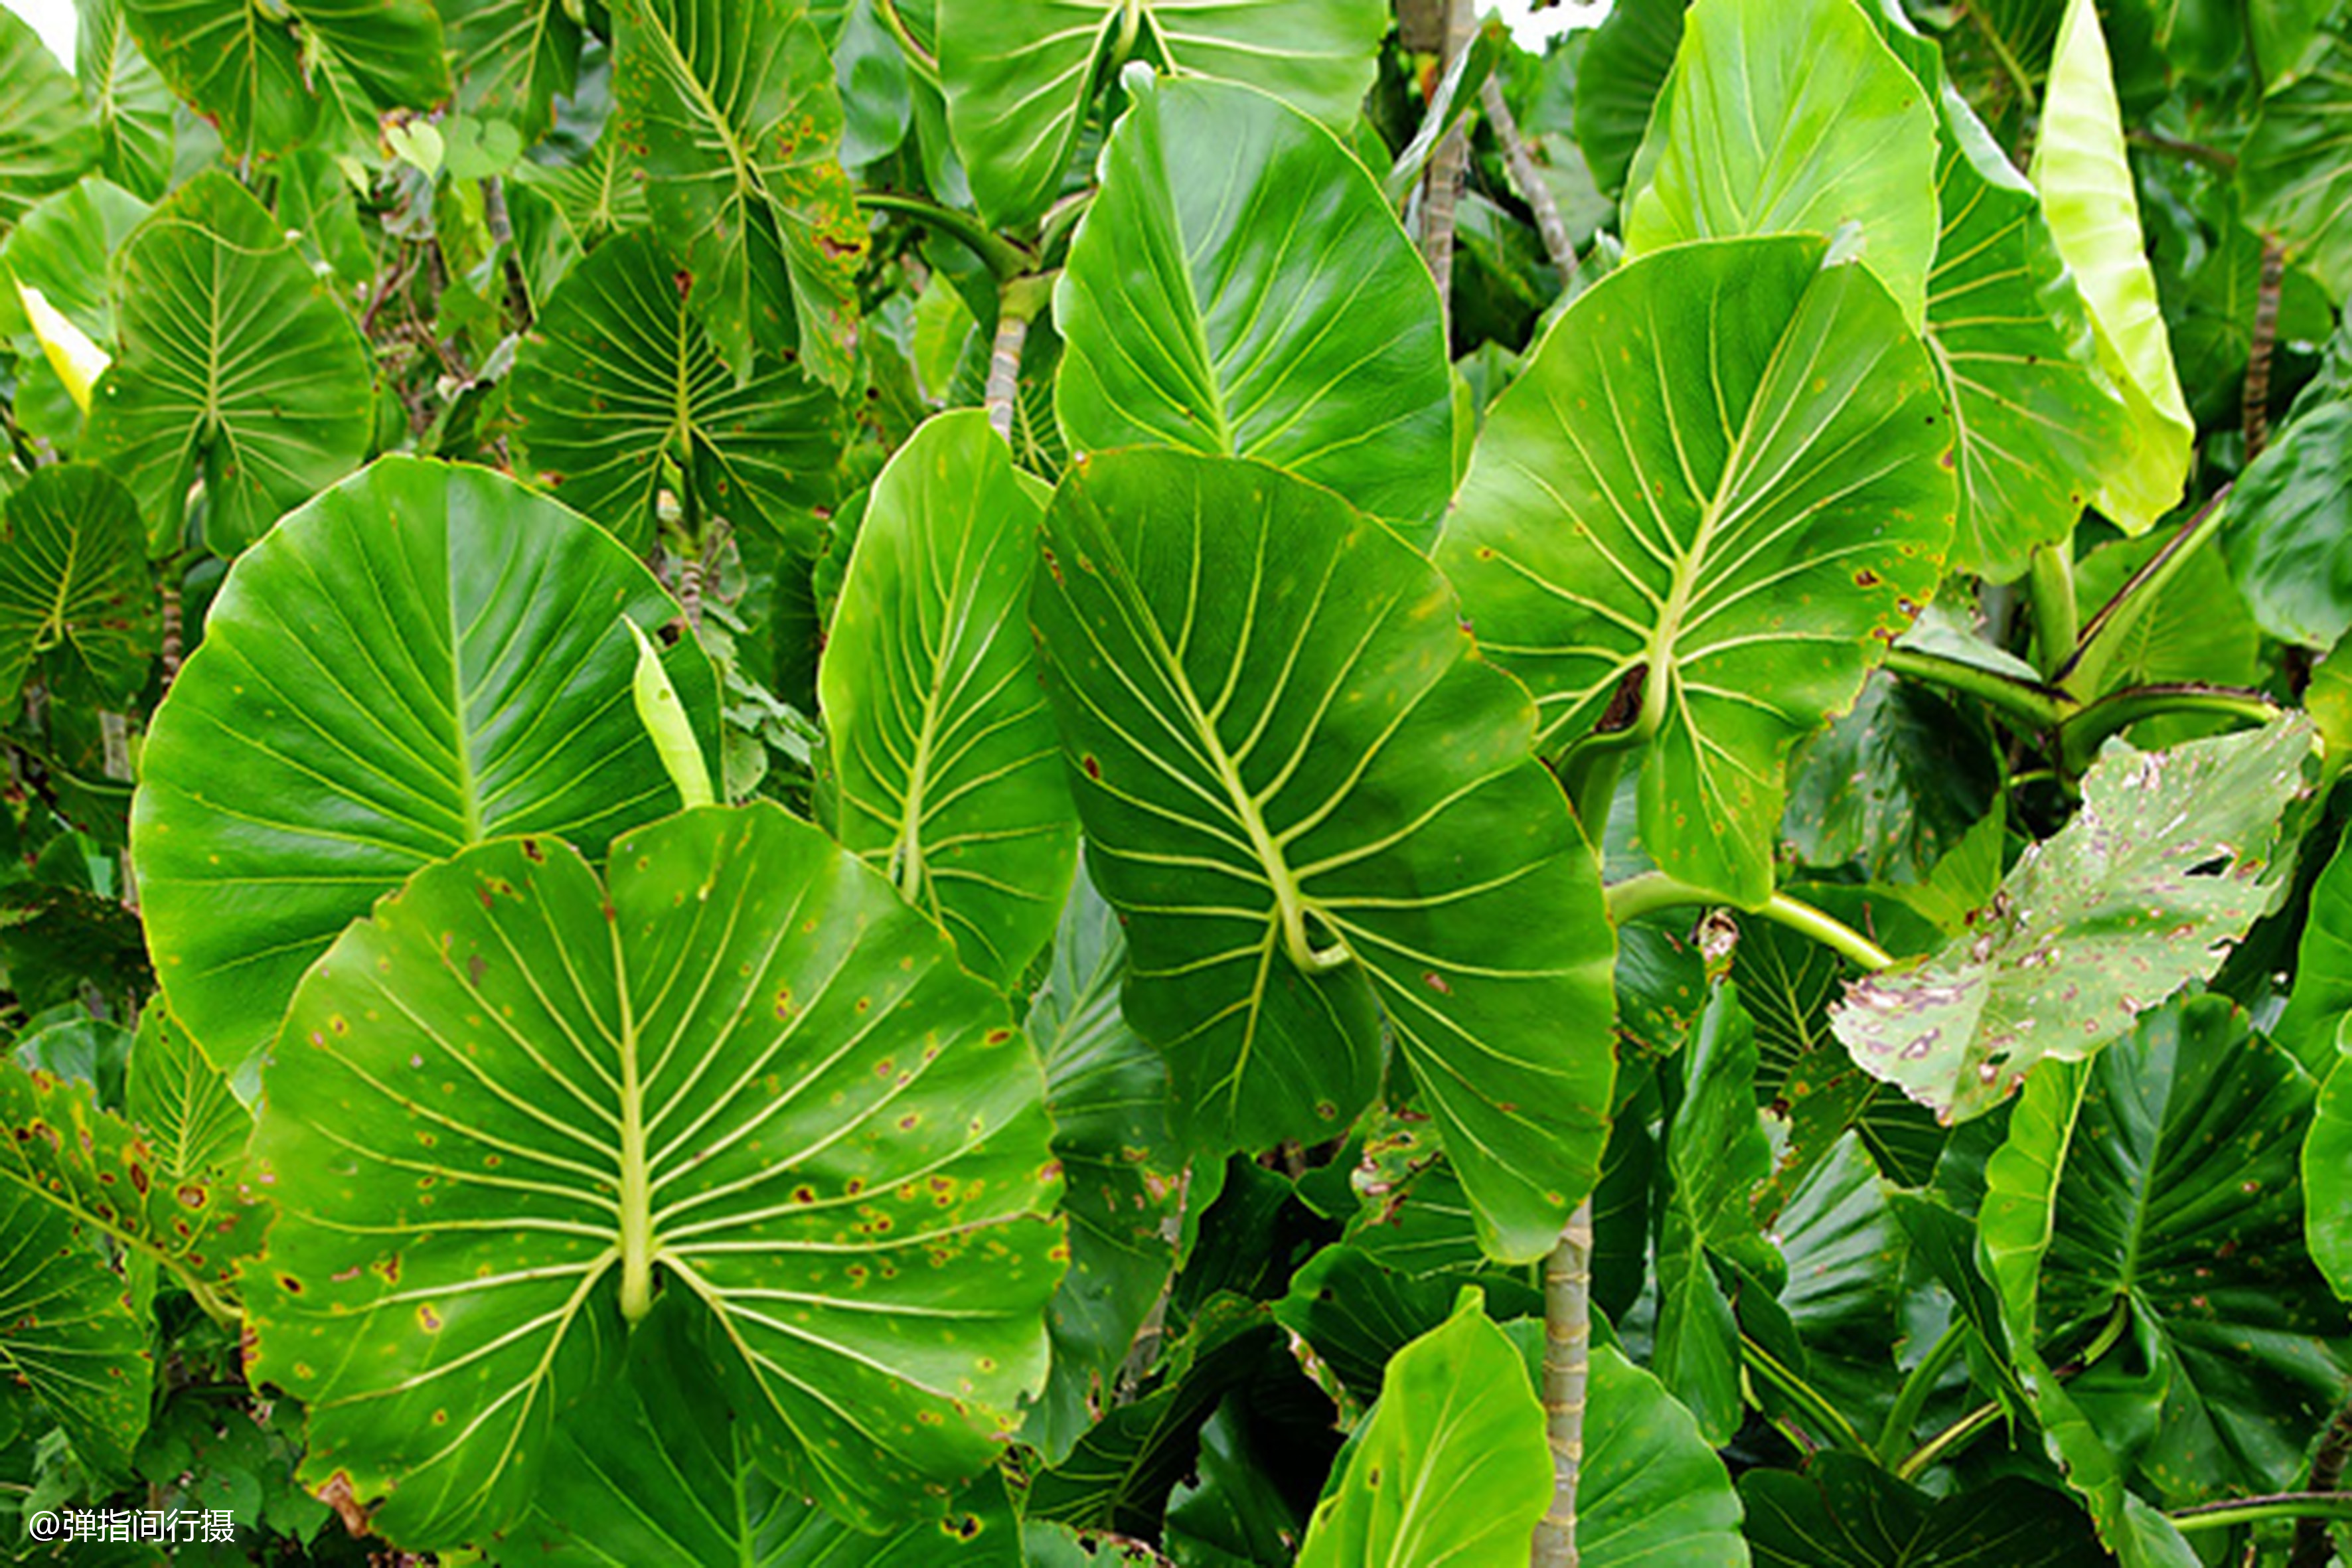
[2219,402,2352,650]
[2312,1055,2351,1304]
[1573,0,1685,197]
[248,805,1062,1547]
[119,0,448,158]
[0,463,156,710]
[1438,236,1955,908]
[2242,25,2352,304]
[935,0,1389,229]
[1018,862,1182,1465]
[1162,1399,1310,1568]
[0,1178,147,1476]
[84,171,374,556]
[821,411,1075,988]
[131,457,720,1075]
[1571,1341,1749,1568]
[1032,450,1617,1265]
[2069,531,2260,747]
[1980,999,2350,1520]
[125,1002,248,1186]
[1781,672,2001,884]
[72,0,173,200]
[609,0,867,393]
[516,1312,1026,1564]
[0,11,97,232]
[1054,76,1453,538]
[1294,1291,1551,1568]
[442,0,583,141]
[1743,1454,2108,1567]
[510,230,846,554]
[1832,720,2313,1121]
[1624,0,1940,327]
[0,176,149,349]
[2028,0,2192,532]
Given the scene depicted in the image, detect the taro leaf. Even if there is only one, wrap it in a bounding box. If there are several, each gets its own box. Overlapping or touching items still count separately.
[1781,671,2000,884]
[1623,0,1940,327]
[1979,998,2351,1522]
[0,177,149,349]
[821,411,1076,988]
[1830,718,2315,1121]
[2161,216,2335,424]
[2242,25,2352,303]
[15,1014,133,1111]
[72,0,173,200]
[2029,0,2192,532]
[2312,1056,2351,1304]
[1163,1399,1309,1568]
[131,457,722,1076]
[1764,1135,1908,1438]
[1273,1244,1538,1406]
[935,0,1389,230]
[1572,0,1684,197]
[85,172,374,556]
[1019,859,1183,1466]
[0,11,98,231]
[247,805,1062,1547]
[1344,1156,1488,1281]
[1294,1291,1551,1568]
[1054,76,1454,539]
[2218,402,2352,649]
[609,0,867,393]
[2278,831,2352,1073]
[510,230,847,554]
[119,0,448,159]
[517,1310,1026,1564]
[0,1181,147,1476]
[125,1002,248,1184]
[1742,1452,2110,1567]
[1875,15,2133,582]
[2072,530,2260,746]
[441,0,584,141]
[1032,450,1618,1265]
[1438,235,1955,909]
[516,117,651,246]
[0,464,157,711]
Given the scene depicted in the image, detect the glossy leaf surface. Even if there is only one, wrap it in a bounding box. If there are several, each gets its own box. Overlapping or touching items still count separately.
[248,806,1061,1547]
[0,463,155,710]
[1744,1454,2106,1567]
[1034,450,1617,1264]
[2219,402,2352,649]
[1572,1341,1748,1568]
[0,9,98,230]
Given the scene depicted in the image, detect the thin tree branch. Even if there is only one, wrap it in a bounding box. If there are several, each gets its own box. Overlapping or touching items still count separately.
[2244,232,2286,461]
[1480,78,1576,287]
[1419,0,1476,333]
[2290,1395,2352,1567]
[1532,1200,1593,1567]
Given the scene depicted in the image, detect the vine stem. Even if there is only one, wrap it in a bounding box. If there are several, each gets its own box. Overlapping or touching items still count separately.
[159,578,183,689]
[1480,78,1576,287]
[2174,1493,2352,1533]
[1419,0,1476,331]
[1605,873,1898,972]
[2244,232,2285,461]
[1532,1200,1593,1567]
[2027,543,2078,677]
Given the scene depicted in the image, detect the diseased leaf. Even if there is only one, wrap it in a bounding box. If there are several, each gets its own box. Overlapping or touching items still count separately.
[248,805,1062,1547]
[1439,235,1956,907]
[1624,0,1939,327]
[1832,719,2314,1121]
[2029,0,2193,532]
[1033,450,1618,1265]
[937,0,1389,229]
[1294,1291,1551,1568]
[85,172,374,556]
[2312,1056,2351,1304]
[1054,76,1453,538]
[0,1178,148,1476]
[0,463,156,710]
[131,457,721,1075]
[611,0,868,392]
[822,411,1075,988]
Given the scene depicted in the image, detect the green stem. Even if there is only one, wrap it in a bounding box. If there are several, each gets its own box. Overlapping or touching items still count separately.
[1565,745,1626,847]
[871,0,941,88]
[2169,1493,2352,1533]
[1605,874,1897,972]
[2057,684,2283,774]
[856,191,1031,280]
[1876,1320,1966,1464]
[1741,1333,1873,1458]
[1964,2,2037,112]
[2027,543,2078,678]
[2057,485,2231,693]
[1897,1399,2002,1482]
[1882,647,2071,733]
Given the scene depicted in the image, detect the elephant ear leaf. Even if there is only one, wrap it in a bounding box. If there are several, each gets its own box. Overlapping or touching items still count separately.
[248,806,1062,1549]
[1439,235,1956,909]
[0,463,156,710]
[0,8,98,228]
[822,410,1077,990]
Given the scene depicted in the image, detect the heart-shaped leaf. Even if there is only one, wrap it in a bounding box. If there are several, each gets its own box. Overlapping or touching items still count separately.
[1033,450,1618,1265]
[85,171,374,556]
[821,411,1076,988]
[1438,235,1956,908]
[2242,23,2352,304]
[1295,1291,1551,1568]
[0,463,155,710]
[936,0,1389,229]
[0,10,98,230]
[611,0,867,392]
[442,0,583,141]
[1624,0,1940,327]
[1831,718,2315,1121]
[2029,0,2193,531]
[511,229,847,553]
[248,805,1062,1547]
[1743,1452,2108,1566]
[71,0,171,201]
[1054,76,1454,539]
[131,457,720,1075]
[1561,1338,1749,1568]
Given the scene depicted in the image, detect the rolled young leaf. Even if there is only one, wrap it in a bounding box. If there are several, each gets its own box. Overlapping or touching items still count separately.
[1439,235,1956,908]
[248,805,1063,1547]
